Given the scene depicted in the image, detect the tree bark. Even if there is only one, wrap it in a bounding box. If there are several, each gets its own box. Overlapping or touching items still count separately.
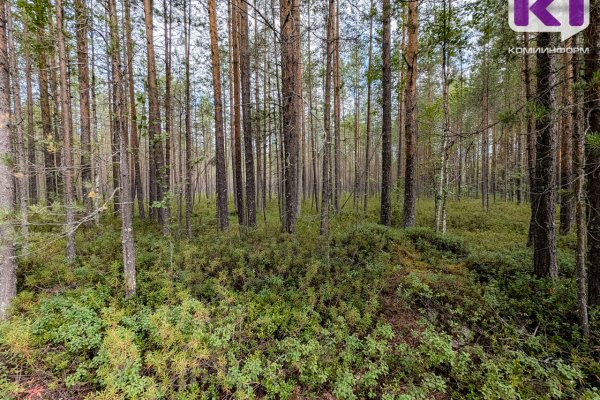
[209,0,229,231]
[320,0,334,236]
[124,0,145,219]
[585,2,600,305]
[531,32,558,278]
[240,0,256,227]
[363,0,373,214]
[572,40,589,338]
[280,0,301,233]
[56,0,76,261]
[7,11,28,244]
[380,0,392,226]
[402,0,418,228]
[74,0,92,215]
[231,0,245,225]
[108,0,136,298]
[143,0,170,235]
[559,45,574,235]
[0,0,17,320]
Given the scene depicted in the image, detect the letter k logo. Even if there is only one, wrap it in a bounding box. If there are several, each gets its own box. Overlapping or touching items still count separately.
[514,0,561,26]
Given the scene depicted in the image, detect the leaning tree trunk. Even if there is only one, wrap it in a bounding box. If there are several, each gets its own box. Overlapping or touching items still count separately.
[0,0,17,320]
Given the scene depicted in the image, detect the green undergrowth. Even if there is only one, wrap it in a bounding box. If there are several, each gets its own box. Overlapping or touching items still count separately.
[0,198,598,399]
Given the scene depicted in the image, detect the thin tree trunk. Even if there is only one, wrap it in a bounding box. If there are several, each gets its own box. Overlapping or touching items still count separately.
[124,0,145,219]
[240,0,256,227]
[363,0,373,213]
[232,0,245,225]
[143,0,169,235]
[320,0,334,236]
[585,2,600,305]
[56,0,76,261]
[209,0,229,230]
[572,40,589,338]
[333,0,341,213]
[7,11,28,244]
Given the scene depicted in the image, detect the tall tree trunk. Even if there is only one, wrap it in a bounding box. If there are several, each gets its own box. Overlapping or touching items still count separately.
[363,0,373,213]
[559,45,574,235]
[38,51,54,204]
[7,11,28,244]
[531,32,558,278]
[74,0,92,215]
[435,0,450,234]
[320,0,334,235]
[108,0,136,298]
[25,51,37,205]
[402,0,418,228]
[209,0,229,231]
[56,0,76,261]
[585,2,600,305]
[184,0,193,235]
[280,0,301,233]
[396,6,407,193]
[232,0,244,225]
[124,0,145,219]
[0,0,17,320]
[572,40,589,338]
[143,0,170,235]
[333,0,340,213]
[240,0,256,227]
[524,33,537,247]
[380,0,392,226]
[163,0,171,214]
[307,1,318,212]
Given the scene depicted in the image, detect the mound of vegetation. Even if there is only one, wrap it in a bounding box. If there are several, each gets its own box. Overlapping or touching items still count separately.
[0,200,598,399]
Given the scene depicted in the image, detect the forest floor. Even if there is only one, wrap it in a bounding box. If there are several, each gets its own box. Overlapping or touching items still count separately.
[1,198,599,399]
